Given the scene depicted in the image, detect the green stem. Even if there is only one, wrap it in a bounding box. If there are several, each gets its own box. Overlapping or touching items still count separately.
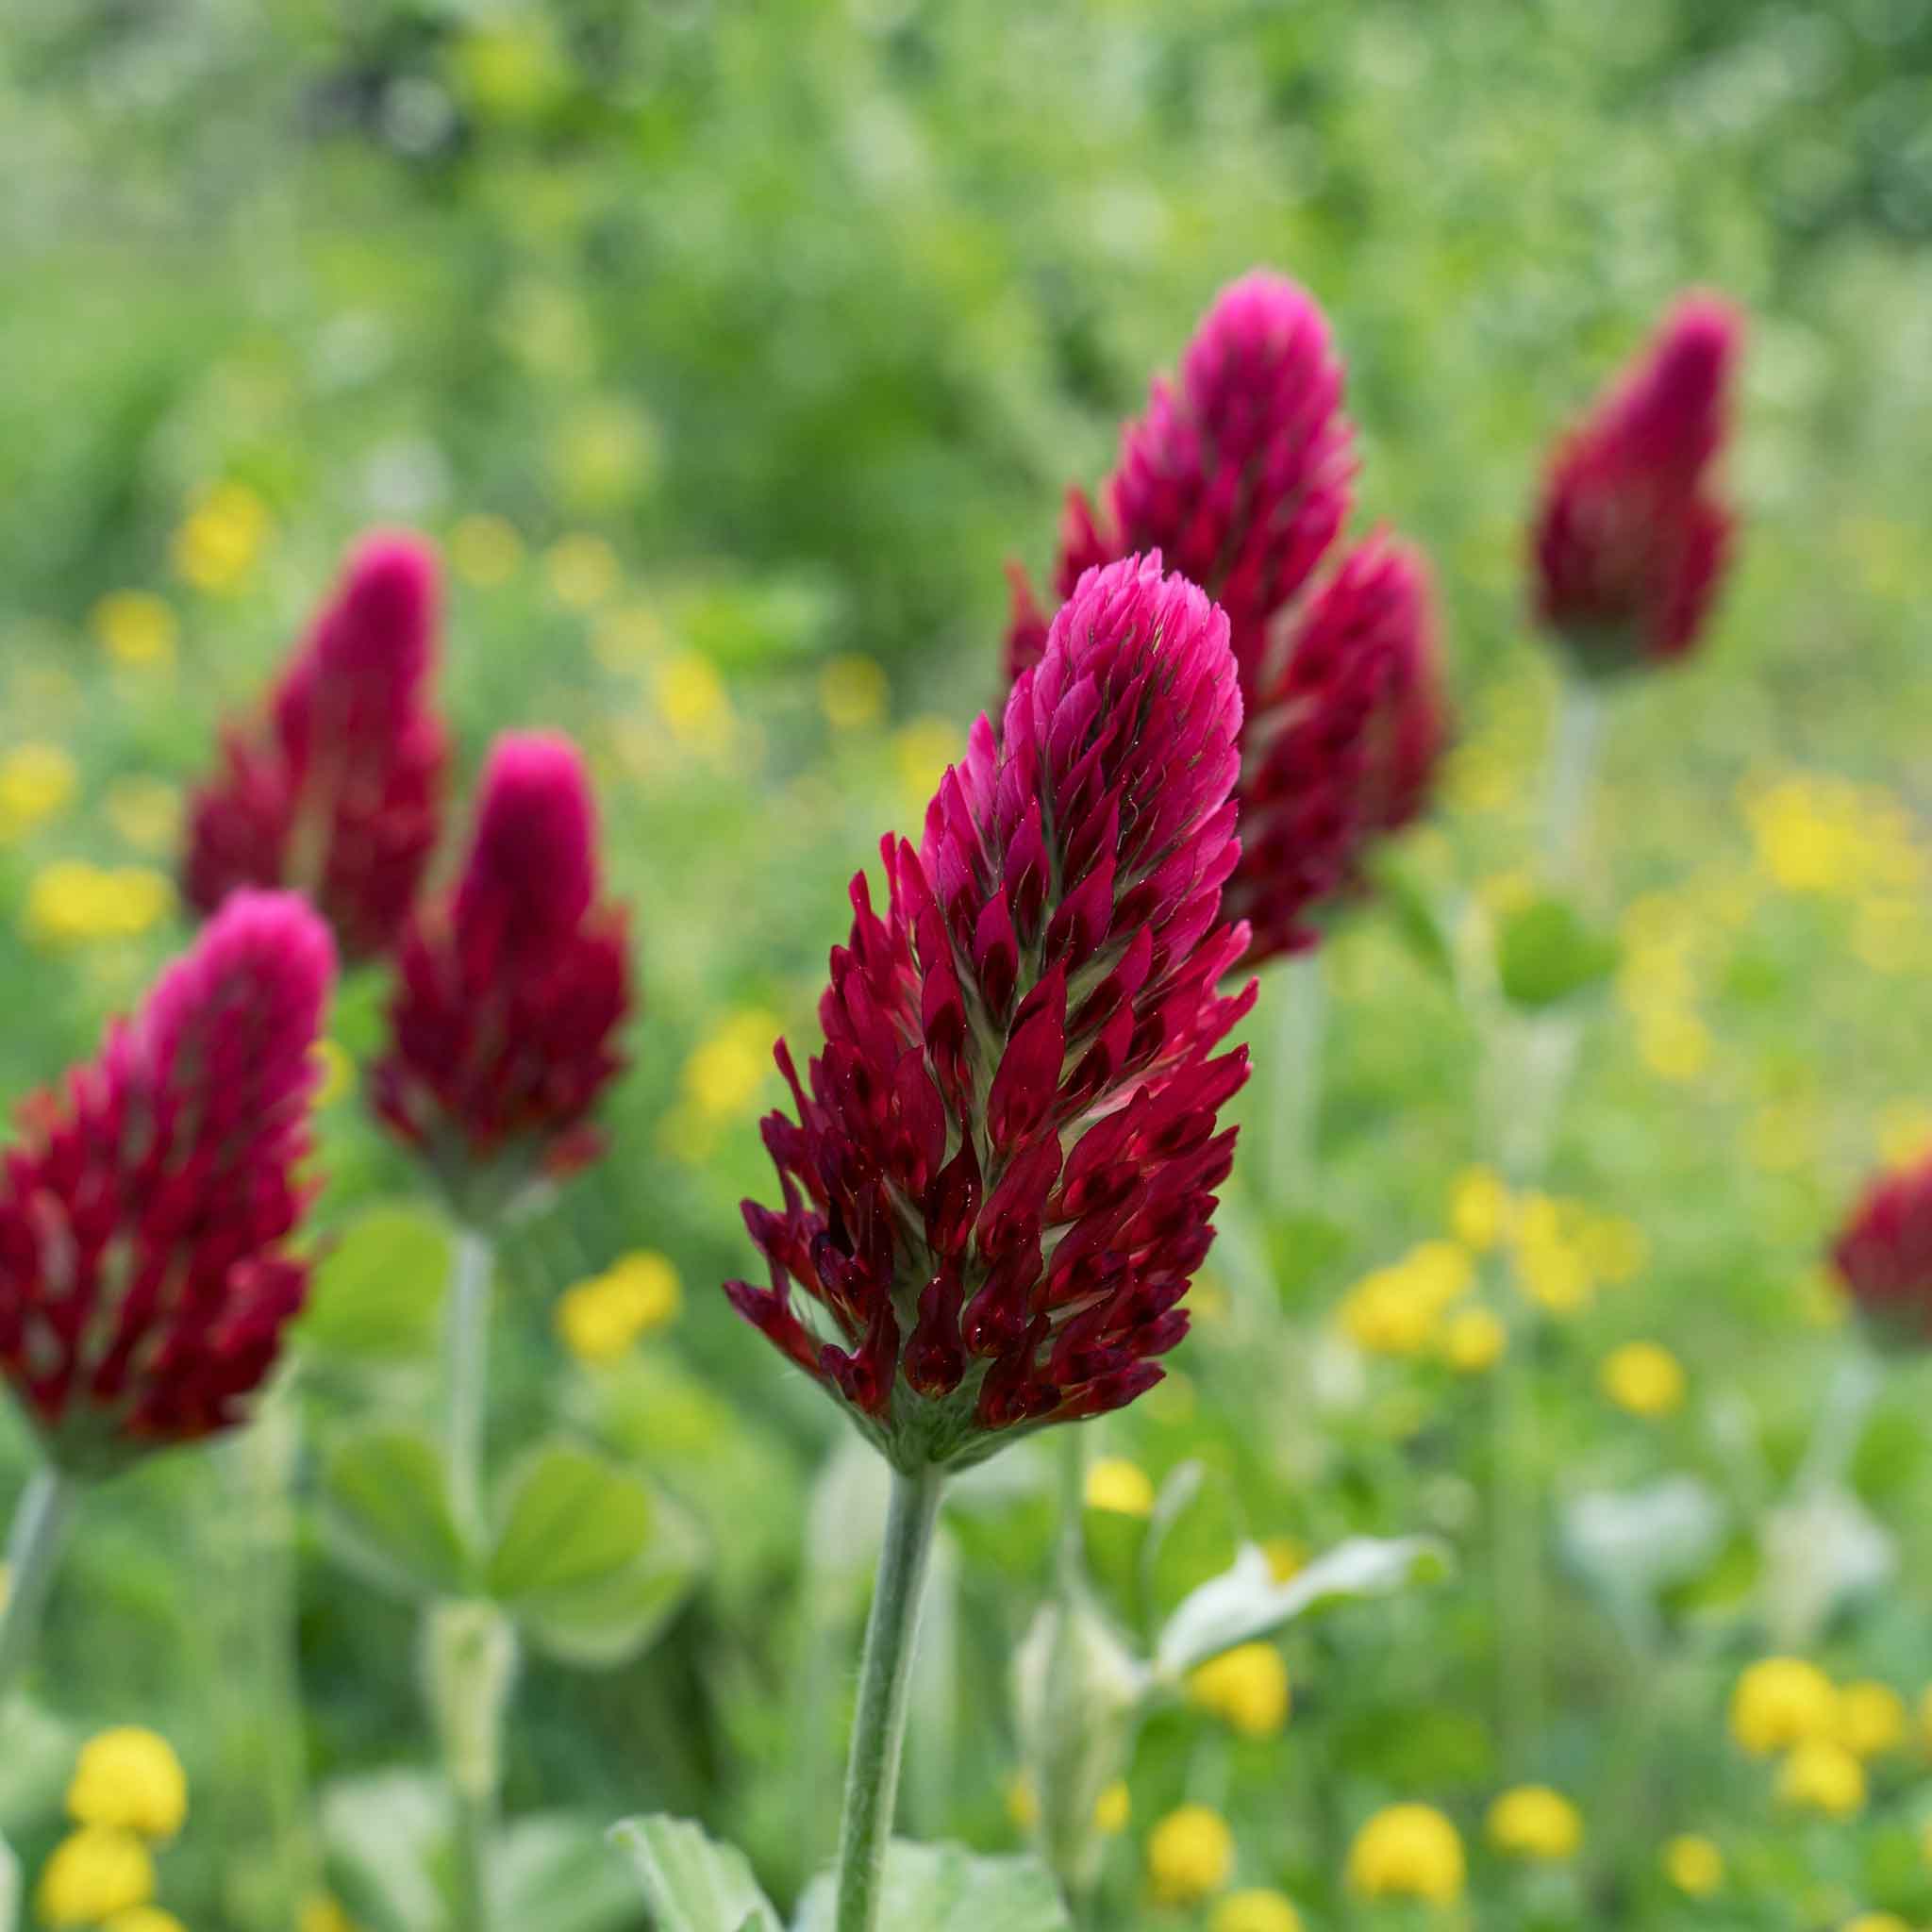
[0,1463,77,1706]
[1542,672,1603,890]
[446,1224,495,1539]
[1056,1427,1089,1591]
[834,1465,945,1932]
[1269,948,1327,1204]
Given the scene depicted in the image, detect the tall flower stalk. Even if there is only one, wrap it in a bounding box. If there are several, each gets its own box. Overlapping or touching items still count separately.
[0,891,335,1702]
[727,555,1256,1928]
[372,730,630,1929]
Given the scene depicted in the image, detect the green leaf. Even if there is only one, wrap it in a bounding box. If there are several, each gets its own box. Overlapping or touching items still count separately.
[1154,1536,1448,1681]
[1,1828,20,1932]
[793,1841,1071,1931]
[609,1815,782,1932]
[297,1204,451,1361]
[498,1813,643,1932]
[1495,895,1620,1009]
[1366,848,1456,983]
[488,1441,706,1667]
[319,1424,471,1602]
[320,1772,447,1932]
[1141,1462,1242,1635]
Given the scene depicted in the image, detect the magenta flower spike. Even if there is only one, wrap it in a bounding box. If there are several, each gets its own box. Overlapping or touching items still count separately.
[0,891,335,1474]
[1530,293,1743,675]
[371,731,631,1219]
[1831,1156,1932,1347]
[184,531,448,960]
[1003,272,1445,971]
[728,554,1257,1472]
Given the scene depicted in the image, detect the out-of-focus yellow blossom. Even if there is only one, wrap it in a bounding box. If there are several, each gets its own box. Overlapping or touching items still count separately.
[449,514,525,587]
[25,862,174,947]
[1146,1805,1234,1907]
[591,604,666,672]
[1578,1213,1648,1284]
[549,405,657,513]
[1876,1104,1932,1169]
[818,655,889,731]
[1853,896,1932,974]
[545,532,621,610]
[172,482,270,592]
[893,717,959,821]
[1777,1740,1866,1817]
[1663,1834,1724,1896]
[1093,1781,1131,1834]
[1839,1682,1907,1758]
[1085,1457,1155,1517]
[104,777,184,855]
[0,743,79,839]
[299,1898,362,1932]
[67,1728,188,1839]
[653,652,734,756]
[682,1009,781,1123]
[1922,1687,1932,1754]
[555,1252,681,1365]
[1487,1785,1582,1860]
[1475,867,1536,917]
[1340,1241,1474,1357]
[454,19,569,121]
[1842,1913,1912,1932]
[1636,1008,1713,1083]
[1731,1658,1841,1756]
[1601,1341,1687,1418]
[36,1827,157,1925]
[1211,1890,1303,1932]
[1345,1803,1466,1904]
[1441,1307,1507,1374]
[1187,1644,1291,1739]
[104,1911,189,1932]
[1444,740,1515,815]
[1744,774,1925,901]
[1511,1194,1596,1314]
[1745,1098,1817,1174]
[310,1040,355,1108]
[1005,1773,1040,1833]
[92,591,179,672]
[1262,1537,1307,1584]
[1449,1166,1510,1251]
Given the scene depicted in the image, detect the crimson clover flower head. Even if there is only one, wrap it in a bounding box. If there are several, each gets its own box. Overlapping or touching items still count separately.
[728,554,1257,1472]
[0,891,334,1475]
[371,730,631,1221]
[183,530,448,960]
[1831,1156,1932,1348]
[1224,534,1445,961]
[1003,271,1446,972]
[1531,293,1743,675]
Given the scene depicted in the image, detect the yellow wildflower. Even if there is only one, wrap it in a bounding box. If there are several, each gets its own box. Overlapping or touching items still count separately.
[893,717,959,821]
[172,482,270,593]
[104,1912,189,1932]
[1448,1166,1510,1250]
[299,1901,361,1932]
[1084,1457,1155,1517]
[818,656,889,731]
[36,1827,157,1926]
[1662,1834,1724,1897]
[682,1009,781,1122]
[1187,1644,1291,1740]
[1878,1104,1932,1169]
[25,862,174,947]
[1843,1915,1912,1932]
[1731,1657,1840,1756]
[1345,1803,1466,1904]
[310,1040,355,1109]
[104,777,184,855]
[67,1728,188,1839]
[0,743,79,840]
[448,514,525,588]
[1486,1785,1582,1860]
[1777,1740,1866,1818]
[554,1252,682,1365]
[1093,1781,1131,1834]
[1601,1341,1687,1418]
[1578,1213,1648,1284]
[1005,1772,1040,1833]
[544,532,622,610]
[1262,1537,1307,1584]
[1211,1891,1303,1932]
[653,652,733,755]
[91,592,179,672]
[1339,1246,1467,1357]
[1146,1805,1234,1907]
[1441,1307,1507,1374]
[1839,1682,1907,1758]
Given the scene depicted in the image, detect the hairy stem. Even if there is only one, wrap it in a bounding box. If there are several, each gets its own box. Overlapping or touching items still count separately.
[0,1462,77,1707]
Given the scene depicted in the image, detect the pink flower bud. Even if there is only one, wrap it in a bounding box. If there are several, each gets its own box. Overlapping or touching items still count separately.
[0,892,335,1470]
[729,555,1255,1469]
[1531,294,1743,672]
[1832,1156,1932,1347]
[371,732,630,1215]
[184,531,448,959]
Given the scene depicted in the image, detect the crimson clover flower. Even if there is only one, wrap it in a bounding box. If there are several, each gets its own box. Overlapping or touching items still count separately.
[183,531,448,960]
[1005,271,1445,968]
[1530,293,1743,675]
[371,731,631,1220]
[1831,1156,1932,1347]
[727,554,1256,1471]
[0,891,335,1474]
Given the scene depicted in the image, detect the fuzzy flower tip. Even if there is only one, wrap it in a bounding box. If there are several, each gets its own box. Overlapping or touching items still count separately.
[1531,293,1743,675]
[729,554,1256,1471]
[372,731,630,1217]
[0,892,334,1473]
[1831,1155,1932,1347]
[183,530,448,960]
[1003,271,1444,969]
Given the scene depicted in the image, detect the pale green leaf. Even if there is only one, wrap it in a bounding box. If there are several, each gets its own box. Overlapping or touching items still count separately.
[319,1424,471,1602]
[609,1815,782,1932]
[793,1840,1071,1931]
